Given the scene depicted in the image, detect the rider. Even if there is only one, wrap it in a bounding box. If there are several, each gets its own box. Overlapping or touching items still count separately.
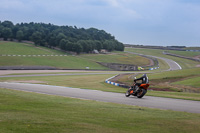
[133,74,148,90]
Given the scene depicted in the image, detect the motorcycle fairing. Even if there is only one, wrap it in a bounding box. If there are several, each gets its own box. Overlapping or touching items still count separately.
[140,84,149,89]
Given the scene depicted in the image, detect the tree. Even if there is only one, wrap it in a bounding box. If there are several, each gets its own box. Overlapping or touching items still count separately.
[31,31,42,45]
[72,43,83,54]
[2,21,14,28]
[95,40,102,51]
[48,34,57,47]
[59,39,67,50]
[16,30,24,42]
[2,27,12,41]
[0,20,124,52]
[77,40,88,53]
[0,25,3,38]
[115,42,124,51]
[56,33,66,45]
[103,40,115,51]
[86,40,95,51]
[65,41,73,51]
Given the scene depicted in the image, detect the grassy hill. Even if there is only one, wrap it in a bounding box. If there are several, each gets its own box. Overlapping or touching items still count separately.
[80,52,150,66]
[165,50,200,58]
[116,47,200,93]
[1,42,200,132]
[118,63,200,94]
[0,41,64,55]
[125,47,200,69]
[0,41,152,70]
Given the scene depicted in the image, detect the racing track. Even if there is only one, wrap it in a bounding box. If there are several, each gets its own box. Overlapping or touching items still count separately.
[0,82,200,114]
[0,52,196,113]
[125,51,182,71]
[0,50,181,78]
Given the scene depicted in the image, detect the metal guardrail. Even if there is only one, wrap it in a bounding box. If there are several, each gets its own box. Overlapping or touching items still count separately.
[105,74,129,88]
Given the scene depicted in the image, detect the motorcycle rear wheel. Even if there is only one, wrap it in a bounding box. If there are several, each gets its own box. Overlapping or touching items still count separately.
[137,88,147,98]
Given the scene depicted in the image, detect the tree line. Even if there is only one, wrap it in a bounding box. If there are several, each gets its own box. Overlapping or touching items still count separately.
[0,20,124,54]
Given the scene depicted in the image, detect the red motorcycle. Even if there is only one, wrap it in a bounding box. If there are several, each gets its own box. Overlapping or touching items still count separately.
[125,81,149,98]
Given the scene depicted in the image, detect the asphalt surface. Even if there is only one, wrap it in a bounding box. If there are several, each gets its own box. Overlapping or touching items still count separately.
[1,82,200,113]
[0,71,153,78]
[125,51,182,71]
[0,72,120,78]
[0,51,181,78]
[0,52,193,114]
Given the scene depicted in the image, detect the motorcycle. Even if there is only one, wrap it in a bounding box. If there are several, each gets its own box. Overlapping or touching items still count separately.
[125,80,149,98]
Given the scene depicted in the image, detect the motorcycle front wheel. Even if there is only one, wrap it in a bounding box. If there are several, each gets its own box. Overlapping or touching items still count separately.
[125,90,130,97]
[137,88,147,98]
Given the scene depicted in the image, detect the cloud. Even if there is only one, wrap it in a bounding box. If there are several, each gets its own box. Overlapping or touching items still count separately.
[106,0,119,7]
[0,0,24,9]
[0,0,200,46]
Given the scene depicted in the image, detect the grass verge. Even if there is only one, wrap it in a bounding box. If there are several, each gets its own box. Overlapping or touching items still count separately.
[0,88,200,133]
[147,91,200,101]
[0,74,125,93]
[0,56,108,70]
[125,48,200,69]
[0,73,200,101]
[80,51,151,66]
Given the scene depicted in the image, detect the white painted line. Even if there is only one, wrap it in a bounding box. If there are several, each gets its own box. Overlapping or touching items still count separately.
[174,61,182,70]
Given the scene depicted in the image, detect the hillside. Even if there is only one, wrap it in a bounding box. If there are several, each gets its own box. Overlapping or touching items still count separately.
[0,20,124,54]
[125,47,200,69]
[119,47,200,92]
[0,41,152,70]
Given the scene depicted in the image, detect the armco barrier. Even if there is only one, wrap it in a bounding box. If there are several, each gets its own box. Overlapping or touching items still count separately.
[105,75,129,88]
[105,80,120,86]
[149,67,159,70]
[105,75,120,86]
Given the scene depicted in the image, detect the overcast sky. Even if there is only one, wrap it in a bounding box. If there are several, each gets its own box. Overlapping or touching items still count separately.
[0,0,200,46]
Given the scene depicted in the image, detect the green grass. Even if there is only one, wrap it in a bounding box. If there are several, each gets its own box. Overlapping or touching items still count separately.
[166,50,200,57]
[118,67,200,86]
[0,88,200,133]
[149,67,200,80]
[0,41,155,70]
[116,67,200,100]
[0,41,107,69]
[80,52,150,66]
[153,58,170,71]
[125,47,200,69]
[0,56,107,69]
[0,41,64,55]
[147,91,200,101]
[172,76,200,88]
[1,73,200,101]
[185,47,200,50]
[0,74,125,93]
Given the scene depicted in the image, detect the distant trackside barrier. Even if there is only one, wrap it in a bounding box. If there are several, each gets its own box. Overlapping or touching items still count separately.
[105,75,129,88]
[149,67,159,70]
[105,75,119,86]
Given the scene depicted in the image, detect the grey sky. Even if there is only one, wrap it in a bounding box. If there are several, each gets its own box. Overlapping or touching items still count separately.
[0,0,200,46]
